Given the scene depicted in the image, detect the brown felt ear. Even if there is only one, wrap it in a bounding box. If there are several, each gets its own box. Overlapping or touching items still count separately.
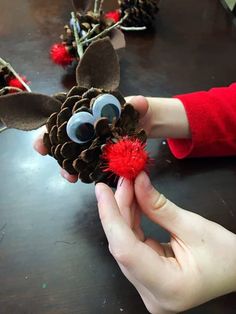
[72,0,93,13]
[76,38,120,90]
[0,92,61,130]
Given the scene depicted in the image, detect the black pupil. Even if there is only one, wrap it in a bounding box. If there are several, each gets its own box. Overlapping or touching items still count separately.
[101,104,119,123]
[75,123,94,142]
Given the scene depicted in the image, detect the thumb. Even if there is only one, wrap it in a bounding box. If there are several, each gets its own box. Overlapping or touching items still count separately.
[134,172,200,239]
[125,95,149,118]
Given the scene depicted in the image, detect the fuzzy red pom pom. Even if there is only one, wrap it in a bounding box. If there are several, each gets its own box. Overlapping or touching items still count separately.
[105,10,121,23]
[102,138,149,180]
[50,43,74,66]
[7,76,28,91]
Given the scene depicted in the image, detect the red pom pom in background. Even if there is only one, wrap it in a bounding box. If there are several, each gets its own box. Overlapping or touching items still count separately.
[102,138,149,180]
[105,10,121,23]
[7,76,29,91]
[50,43,74,66]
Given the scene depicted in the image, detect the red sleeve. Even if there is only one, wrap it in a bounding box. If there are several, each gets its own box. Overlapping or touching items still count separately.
[167,83,236,158]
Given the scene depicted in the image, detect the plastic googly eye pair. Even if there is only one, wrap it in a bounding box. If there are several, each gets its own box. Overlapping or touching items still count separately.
[66,94,121,144]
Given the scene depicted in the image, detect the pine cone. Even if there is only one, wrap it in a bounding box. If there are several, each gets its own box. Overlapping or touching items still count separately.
[43,86,146,185]
[59,12,114,59]
[119,0,159,28]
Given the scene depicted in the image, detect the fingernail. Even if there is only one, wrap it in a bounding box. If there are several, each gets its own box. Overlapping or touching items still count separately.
[118,176,125,187]
[61,169,71,181]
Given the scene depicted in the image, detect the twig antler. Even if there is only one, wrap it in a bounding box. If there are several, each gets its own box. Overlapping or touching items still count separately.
[71,12,84,59]
[80,13,128,46]
[94,0,100,14]
[98,0,104,13]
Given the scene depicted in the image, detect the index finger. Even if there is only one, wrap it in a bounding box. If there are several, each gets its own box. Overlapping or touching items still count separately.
[33,126,48,155]
[95,183,168,291]
[96,182,137,252]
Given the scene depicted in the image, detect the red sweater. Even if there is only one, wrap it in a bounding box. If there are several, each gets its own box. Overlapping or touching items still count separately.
[167,83,236,158]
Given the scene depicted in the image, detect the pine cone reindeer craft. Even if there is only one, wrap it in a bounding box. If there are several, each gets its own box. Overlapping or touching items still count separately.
[51,0,126,67]
[0,38,149,186]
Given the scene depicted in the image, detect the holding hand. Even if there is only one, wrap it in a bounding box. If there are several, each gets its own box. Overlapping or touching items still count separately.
[95,172,236,314]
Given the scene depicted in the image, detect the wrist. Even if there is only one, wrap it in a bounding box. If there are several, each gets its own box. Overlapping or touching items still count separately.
[146,97,191,139]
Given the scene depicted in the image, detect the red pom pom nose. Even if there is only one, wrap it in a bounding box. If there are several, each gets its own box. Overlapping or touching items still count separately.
[102,138,149,180]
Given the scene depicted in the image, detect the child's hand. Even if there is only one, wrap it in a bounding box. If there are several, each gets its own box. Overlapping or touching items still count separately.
[126,96,191,139]
[95,172,236,314]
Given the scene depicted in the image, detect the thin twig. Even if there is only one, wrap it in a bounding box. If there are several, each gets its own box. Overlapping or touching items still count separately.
[120,25,147,31]
[80,13,129,45]
[0,86,23,95]
[0,57,31,92]
[0,126,7,133]
[79,24,100,42]
[71,12,84,59]
[94,0,100,14]
[99,0,104,12]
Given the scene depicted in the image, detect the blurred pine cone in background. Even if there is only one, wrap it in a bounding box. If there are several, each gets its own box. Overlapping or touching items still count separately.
[119,0,159,28]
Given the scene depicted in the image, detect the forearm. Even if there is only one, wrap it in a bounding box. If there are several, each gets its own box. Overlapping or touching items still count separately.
[145,97,191,139]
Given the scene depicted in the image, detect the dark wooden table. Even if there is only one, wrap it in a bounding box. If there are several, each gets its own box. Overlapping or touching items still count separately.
[0,1,236,313]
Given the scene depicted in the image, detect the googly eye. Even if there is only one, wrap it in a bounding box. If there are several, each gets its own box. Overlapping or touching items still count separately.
[66,112,95,144]
[92,94,121,123]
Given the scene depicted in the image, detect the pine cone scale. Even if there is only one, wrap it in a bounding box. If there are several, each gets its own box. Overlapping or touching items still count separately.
[47,112,57,133]
[63,159,78,175]
[72,98,90,113]
[61,95,82,110]
[61,141,84,159]
[57,107,72,127]
[57,121,70,143]
[49,125,58,146]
